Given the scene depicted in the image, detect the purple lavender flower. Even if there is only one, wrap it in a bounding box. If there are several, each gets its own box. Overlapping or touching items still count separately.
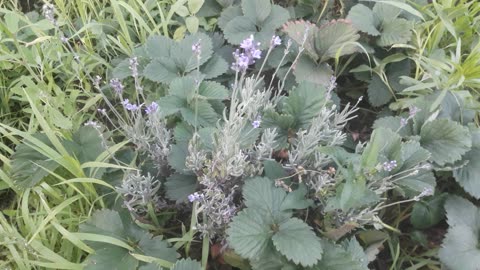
[382,160,398,172]
[251,49,262,60]
[84,121,101,128]
[122,99,141,111]
[110,78,124,94]
[60,35,68,43]
[231,35,262,72]
[129,57,139,77]
[231,50,250,72]
[145,102,159,114]
[408,106,420,118]
[188,192,204,203]
[252,116,262,128]
[192,41,202,55]
[327,76,337,93]
[93,75,102,89]
[414,187,434,201]
[270,36,282,47]
[240,35,255,49]
[42,4,56,25]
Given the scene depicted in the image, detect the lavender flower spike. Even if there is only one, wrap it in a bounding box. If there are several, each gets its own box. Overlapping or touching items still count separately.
[188,192,204,203]
[192,41,202,55]
[252,116,262,129]
[382,160,397,172]
[110,78,124,94]
[270,36,282,47]
[129,57,139,77]
[408,106,420,117]
[42,4,56,25]
[122,99,141,111]
[231,35,262,72]
[145,102,159,114]
[240,35,255,50]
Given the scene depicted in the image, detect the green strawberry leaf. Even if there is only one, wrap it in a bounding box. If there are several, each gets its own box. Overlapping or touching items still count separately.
[419,118,472,166]
[314,19,360,62]
[347,4,381,36]
[410,193,447,229]
[439,196,480,270]
[241,0,271,25]
[227,208,273,260]
[272,218,323,267]
[165,173,198,203]
[171,258,202,270]
[84,246,139,270]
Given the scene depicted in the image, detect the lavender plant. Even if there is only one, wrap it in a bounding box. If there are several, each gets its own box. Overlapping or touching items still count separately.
[92,27,442,269]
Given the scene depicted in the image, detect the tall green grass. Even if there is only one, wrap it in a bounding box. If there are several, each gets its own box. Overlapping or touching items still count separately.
[0,89,132,269]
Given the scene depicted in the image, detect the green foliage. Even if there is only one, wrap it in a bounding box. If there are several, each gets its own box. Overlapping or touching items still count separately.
[158,76,228,127]
[263,81,329,146]
[310,239,369,270]
[374,92,480,199]
[360,128,435,197]
[453,127,480,198]
[283,19,359,86]
[115,33,228,84]
[219,0,290,48]
[8,126,107,188]
[80,209,178,270]
[410,193,447,229]
[439,196,480,270]
[165,173,198,203]
[347,2,415,46]
[284,19,360,62]
[351,56,411,107]
[171,258,202,270]
[227,177,321,267]
[3,0,480,269]
[419,118,471,166]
